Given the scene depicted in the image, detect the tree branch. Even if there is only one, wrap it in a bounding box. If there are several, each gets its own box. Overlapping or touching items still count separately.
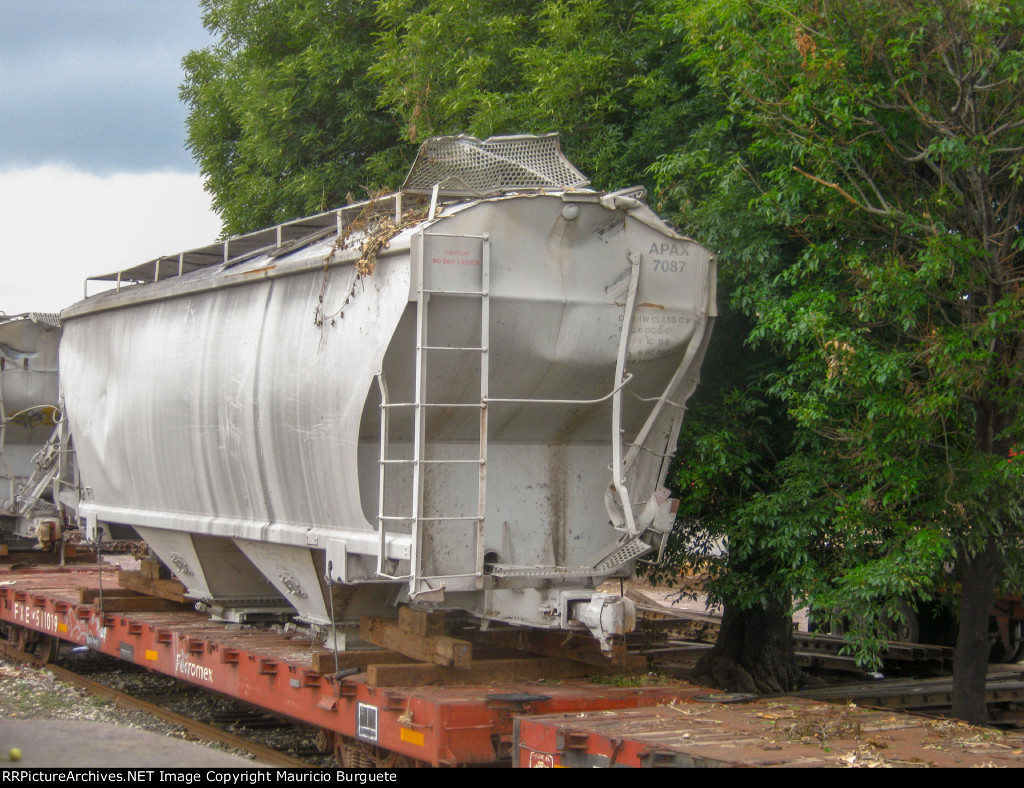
[791,166,892,216]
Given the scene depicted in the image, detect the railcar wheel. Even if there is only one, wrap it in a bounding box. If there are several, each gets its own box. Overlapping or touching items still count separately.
[36,634,60,664]
[333,735,412,768]
[881,602,920,644]
[4,624,29,653]
[314,729,333,754]
[989,619,1024,664]
[828,601,920,644]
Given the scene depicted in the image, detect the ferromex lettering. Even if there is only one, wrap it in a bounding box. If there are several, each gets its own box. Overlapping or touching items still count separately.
[175,653,213,683]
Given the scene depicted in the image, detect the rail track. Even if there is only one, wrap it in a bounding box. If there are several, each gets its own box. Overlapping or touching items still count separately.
[0,634,321,767]
[793,670,1024,727]
[634,599,955,672]
[5,559,1024,768]
[632,597,1024,726]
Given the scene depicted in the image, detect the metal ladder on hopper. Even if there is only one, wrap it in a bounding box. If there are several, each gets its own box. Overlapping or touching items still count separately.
[376,232,490,596]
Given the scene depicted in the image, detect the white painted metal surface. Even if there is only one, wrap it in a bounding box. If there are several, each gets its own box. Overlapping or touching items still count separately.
[58,136,716,646]
[0,313,63,545]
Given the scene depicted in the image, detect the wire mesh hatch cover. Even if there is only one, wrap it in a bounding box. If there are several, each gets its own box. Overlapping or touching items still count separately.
[402,133,590,197]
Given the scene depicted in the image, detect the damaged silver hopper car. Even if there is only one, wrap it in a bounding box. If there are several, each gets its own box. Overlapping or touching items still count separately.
[0,312,64,550]
[59,135,716,651]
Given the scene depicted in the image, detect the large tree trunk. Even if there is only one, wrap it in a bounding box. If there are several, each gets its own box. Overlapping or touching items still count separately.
[692,597,799,694]
[952,537,998,724]
[951,395,1013,724]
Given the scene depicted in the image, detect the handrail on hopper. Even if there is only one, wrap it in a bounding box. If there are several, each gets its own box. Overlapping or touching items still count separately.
[82,192,420,297]
[83,135,594,299]
[379,373,634,410]
[610,252,643,537]
[484,373,635,406]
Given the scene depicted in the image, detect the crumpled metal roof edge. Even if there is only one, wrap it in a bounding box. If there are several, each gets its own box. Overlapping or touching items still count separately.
[401,133,591,196]
[0,312,62,328]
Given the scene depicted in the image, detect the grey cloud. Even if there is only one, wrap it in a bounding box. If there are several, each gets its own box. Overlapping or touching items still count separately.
[0,1,213,174]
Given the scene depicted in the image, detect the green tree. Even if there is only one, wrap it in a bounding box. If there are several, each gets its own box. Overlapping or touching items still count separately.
[373,1,822,692]
[372,0,697,193]
[183,0,697,230]
[655,306,804,693]
[181,0,406,235]
[177,0,1024,715]
[650,110,818,695]
[660,0,1024,722]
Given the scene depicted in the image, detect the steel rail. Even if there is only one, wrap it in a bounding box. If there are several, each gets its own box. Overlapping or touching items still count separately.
[0,639,313,768]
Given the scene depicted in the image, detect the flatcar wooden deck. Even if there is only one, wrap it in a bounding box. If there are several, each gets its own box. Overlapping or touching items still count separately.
[515,698,1024,767]
[4,560,1024,767]
[0,562,705,765]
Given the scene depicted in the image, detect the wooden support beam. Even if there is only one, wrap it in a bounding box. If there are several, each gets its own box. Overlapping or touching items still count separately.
[61,544,97,561]
[310,649,418,675]
[471,628,635,668]
[139,558,170,581]
[78,587,144,604]
[89,595,190,613]
[398,606,446,637]
[367,655,646,687]
[117,570,188,603]
[102,597,190,612]
[310,644,524,675]
[79,583,190,611]
[360,616,472,669]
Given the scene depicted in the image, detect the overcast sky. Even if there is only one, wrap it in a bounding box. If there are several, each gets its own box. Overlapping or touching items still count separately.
[0,1,223,314]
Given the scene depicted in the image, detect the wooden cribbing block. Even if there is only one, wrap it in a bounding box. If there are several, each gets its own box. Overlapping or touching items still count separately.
[366,656,644,687]
[360,616,472,669]
[92,596,189,613]
[78,587,144,603]
[478,629,633,668]
[62,544,97,560]
[140,558,169,581]
[398,606,446,637]
[117,570,188,604]
[78,586,188,612]
[310,649,418,675]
